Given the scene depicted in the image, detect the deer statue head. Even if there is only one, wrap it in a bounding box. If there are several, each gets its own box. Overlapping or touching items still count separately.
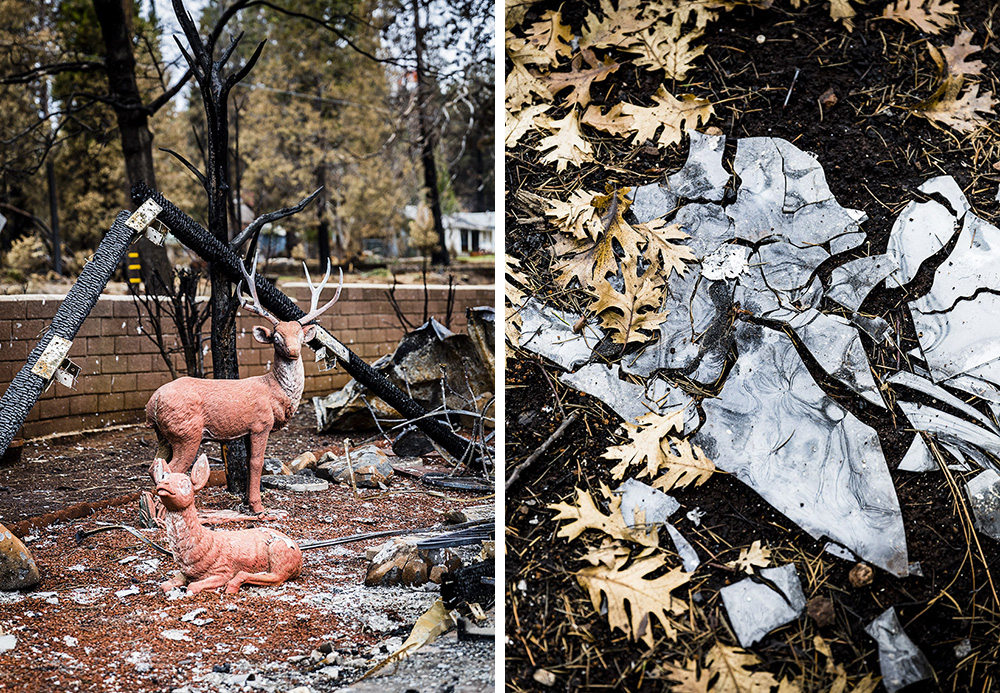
[237,255,343,361]
[150,454,210,512]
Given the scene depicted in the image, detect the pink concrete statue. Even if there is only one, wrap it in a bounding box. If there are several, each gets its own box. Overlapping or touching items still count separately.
[145,259,341,516]
[152,454,303,594]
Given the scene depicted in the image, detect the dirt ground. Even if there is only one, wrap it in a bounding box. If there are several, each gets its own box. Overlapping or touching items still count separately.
[506,1,1000,691]
[0,403,496,692]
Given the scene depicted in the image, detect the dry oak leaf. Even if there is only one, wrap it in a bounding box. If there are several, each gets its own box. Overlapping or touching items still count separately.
[579,0,660,50]
[581,102,635,136]
[933,29,986,77]
[549,485,661,548]
[580,538,632,569]
[622,87,714,149]
[916,79,997,133]
[641,218,696,280]
[505,103,550,149]
[505,254,529,344]
[545,188,602,241]
[541,49,621,109]
[534,111,594,171]
[506,10,573,67]
[505,59,551,114]
[726,540,772,574]
[590,253,669,345]
[658,643,788,693]
[606,411,714,491]
[622,14,705,80]
[576,553,690,647]
[828,0,856,31]
[881,0,957,35]
[505,0,541,31]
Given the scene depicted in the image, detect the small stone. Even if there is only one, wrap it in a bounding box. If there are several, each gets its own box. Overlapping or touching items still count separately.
[849,563,874,588]
[263,458,290,476]
[533,668,557,686]
[819,87,838,109]
[316,446,394,488]
[806,595,835,627]
[161,629,192,642]
[288,451,317,473]
[0,633,16,652]
[429,566,446,584]
[401,559,428,586]
[0,522,40,590]
[756,34,766,43]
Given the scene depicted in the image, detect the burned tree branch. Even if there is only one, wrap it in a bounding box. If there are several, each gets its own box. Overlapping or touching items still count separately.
[159,147,207,186]
[231,188,323,251]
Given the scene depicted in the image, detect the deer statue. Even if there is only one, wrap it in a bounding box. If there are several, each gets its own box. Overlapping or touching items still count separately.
[144,257,342,517]
[151,454,303,594]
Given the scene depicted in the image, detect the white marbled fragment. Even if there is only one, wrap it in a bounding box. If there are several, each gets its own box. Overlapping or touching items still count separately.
[965,469,1000,541]
[559,364,697,430]
[517,299,604,371]
[865,608,934,693]
[827,254,898,312]
[720,563,806,647]
[666,130,730,202]
[885,199,959,286]
[898,434,937,473]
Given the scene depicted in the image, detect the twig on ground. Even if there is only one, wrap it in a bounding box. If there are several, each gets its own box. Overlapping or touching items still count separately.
[505,412,579,491]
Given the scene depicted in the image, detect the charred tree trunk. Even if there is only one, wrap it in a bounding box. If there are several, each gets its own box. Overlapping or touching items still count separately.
[92,0,173,287]
[411,0,448,266]
[315,166,331,267]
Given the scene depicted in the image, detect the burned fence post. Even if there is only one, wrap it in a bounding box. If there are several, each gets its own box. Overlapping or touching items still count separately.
[0,211,135,458]
[131,183,477,464]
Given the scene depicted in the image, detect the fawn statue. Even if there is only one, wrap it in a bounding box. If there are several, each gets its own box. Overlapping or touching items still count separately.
[151,454,302,594]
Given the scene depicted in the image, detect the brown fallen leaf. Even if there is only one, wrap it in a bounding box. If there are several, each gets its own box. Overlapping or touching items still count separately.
[829,0,856,31]
[544,189,601,241]
[505,254,529,344]
[641,218,696,280]
[540,49,621,109]
[590,253,669,345]
[505,103,549,149]
[579,0,659,50]
[506,10,573,67]
[505,58,551,113]
[881,0,957,35]
[657,643,786,692]
[505,0,541,31]
[622,14,705,80]
[581,102,635,136]
[726,540,772,574]
[576,553,690,646]
[934,29,986,78]
[549,484,661,548]
[622,86,714,149]
[915,79,997,133]
[606,411,714,491]
[534,110,594,171]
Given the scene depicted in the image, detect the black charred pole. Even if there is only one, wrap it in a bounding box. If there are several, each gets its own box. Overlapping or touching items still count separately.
[172,0,266,503]
[46,160,61,275]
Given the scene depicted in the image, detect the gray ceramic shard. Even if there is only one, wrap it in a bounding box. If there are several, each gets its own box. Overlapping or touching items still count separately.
[887,371,998,433]
[943,371,1000,404]
[695,324,908,576]
[773,138,832,212]
[785,197,866,250]
[733,263,784,317]
[885,199,959,286]
[673,202,736,258]
[864,608,934,693]
[909,214,1000,383]
[964,468,1000,541]
[616,478,680,527]
[720,563,806,647]
[726,137,787,243]
[628,183,677,224]
[827,255,899,312]
[919,175,969,218]
[755,242,828,294]
[849,313,893,343]
[898,434,937,473]
[559,363,696,428]
[517,299,603,371]
[788,309,884,407]
[665,524,700,572]
[701,244,749,281]
[666,130,729,202]
[824,543,856,561]
[829,228,866,254]
[896,400,1000,461]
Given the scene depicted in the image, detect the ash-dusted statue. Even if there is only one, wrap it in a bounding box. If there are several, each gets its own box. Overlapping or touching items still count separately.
[145,259,341,515]
[151,454,302,594]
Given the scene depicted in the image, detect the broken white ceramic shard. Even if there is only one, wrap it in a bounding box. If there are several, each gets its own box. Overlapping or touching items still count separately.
[850,313,893,343]
[665,524,700,572]
[943,371,1000,404]
[919,175,969,218]
[787,309,884,407]
[755,241,828,293]
[885,199,959,286]
[774,139,832,212]
[701,244,749,281]
[615,478,680,527]
[628,183,677,224]
[695,323,908,576]
[517,299,603,371]
[898,434,937,473]
[725,138,787,243]
[672,201,736,258]
[666,130,729,202]
[964,469,1000,541]
[864,608,934,693]
[720,563,806,647]
[823,542,856,561]
[827,254,898,312]
[559,364,696,429]
[909,214,1000,382]
[888,371,998,433]
[897,400,1000,459]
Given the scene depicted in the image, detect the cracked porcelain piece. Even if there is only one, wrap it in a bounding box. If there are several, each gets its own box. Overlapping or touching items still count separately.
[720,563,805,647]
[517,299,604,371]
[865,608,934,693]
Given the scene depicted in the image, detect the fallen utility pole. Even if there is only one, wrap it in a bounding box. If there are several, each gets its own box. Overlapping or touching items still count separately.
[130,182,475,464]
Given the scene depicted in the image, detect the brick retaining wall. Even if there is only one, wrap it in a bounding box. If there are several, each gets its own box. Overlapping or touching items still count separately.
[0,283,494,439]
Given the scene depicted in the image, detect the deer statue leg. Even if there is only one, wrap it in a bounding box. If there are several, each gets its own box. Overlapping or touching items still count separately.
[246,430,271,514]
[155,430,172,463]
[184,573,232,595]
[166,434,203,476]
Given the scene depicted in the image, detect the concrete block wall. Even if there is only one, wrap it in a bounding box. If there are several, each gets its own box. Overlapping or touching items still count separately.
[0,283,494,439]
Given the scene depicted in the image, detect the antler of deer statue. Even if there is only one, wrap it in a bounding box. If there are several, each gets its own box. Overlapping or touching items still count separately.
[144,256,342,517]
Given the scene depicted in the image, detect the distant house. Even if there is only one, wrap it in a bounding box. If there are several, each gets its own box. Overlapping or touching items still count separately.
[403,206,495,257]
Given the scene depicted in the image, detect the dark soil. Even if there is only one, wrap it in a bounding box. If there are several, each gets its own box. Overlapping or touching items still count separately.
[506,2,1000,691]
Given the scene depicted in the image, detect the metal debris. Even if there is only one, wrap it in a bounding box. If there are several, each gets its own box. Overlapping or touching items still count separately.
[719,563,806,647]
[864,608,934,693]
